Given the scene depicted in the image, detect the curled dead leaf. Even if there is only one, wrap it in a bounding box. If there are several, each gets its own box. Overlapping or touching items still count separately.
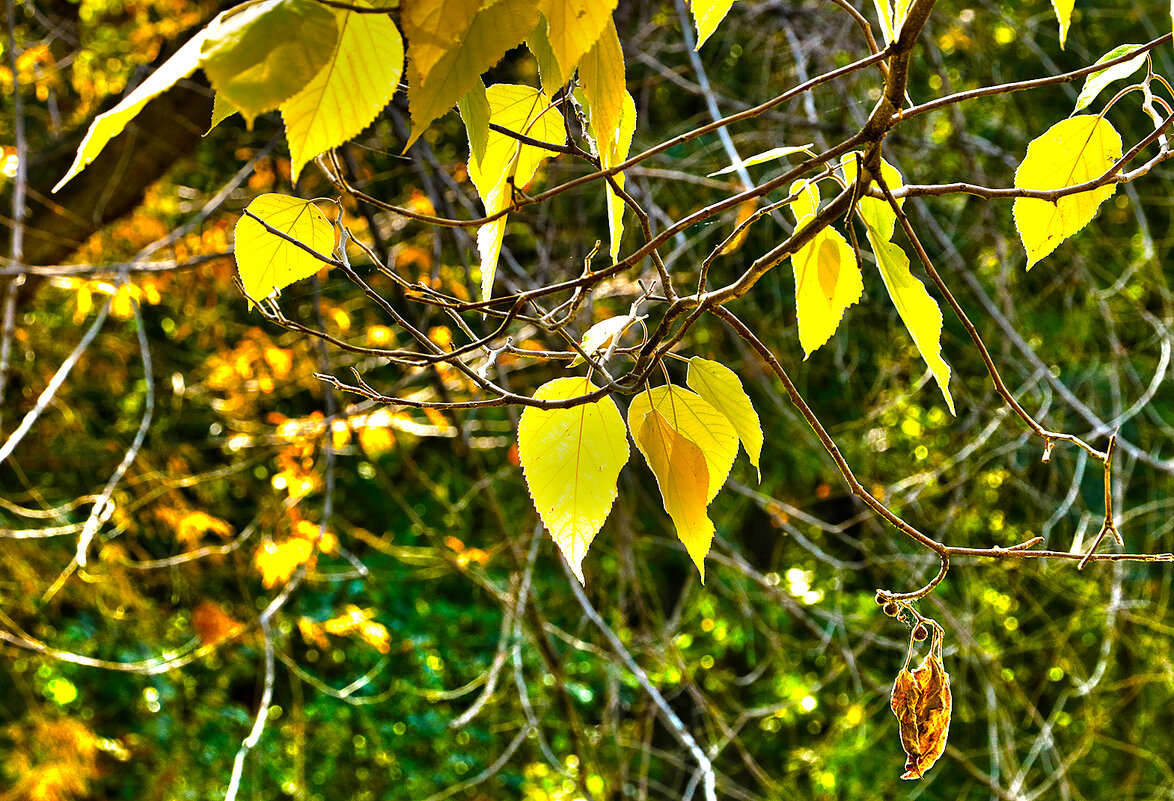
[890,619,951,780]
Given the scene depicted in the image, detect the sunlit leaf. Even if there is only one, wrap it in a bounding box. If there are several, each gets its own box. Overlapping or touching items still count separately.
[691,0,737,49]
[635,410,714,580]
[527,15,564,96]
[405,0,539,150]
[686,357,763,479]
[787,183,862,358]
[201,0,339,124]
[54,24,214,191]
[281,5,403,181]
[1073,44,1147,112]
[840,151,905,239]
[234,193,334,306]
[867,231,955,414]
[872,0,894,45]
[517,376,630,584]
[402,0,482,89]
[467,83,566,300]
[207,92,239,133]
[626,384,737,503]
[1051,0,1075,49]
[707,144,814,177]
[536,0,618,81]
[1013,115,1122,269]
[578,19,633,262]
[458,78,490,166]
[571,314,637,367]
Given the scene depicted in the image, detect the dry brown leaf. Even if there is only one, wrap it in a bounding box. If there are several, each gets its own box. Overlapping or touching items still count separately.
[890,621,952,779]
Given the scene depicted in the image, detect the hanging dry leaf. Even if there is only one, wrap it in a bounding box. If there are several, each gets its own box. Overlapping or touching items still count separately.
[890,621,952,779]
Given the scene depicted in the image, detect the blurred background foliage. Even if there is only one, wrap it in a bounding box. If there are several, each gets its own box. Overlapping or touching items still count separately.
[2,0,1174,799]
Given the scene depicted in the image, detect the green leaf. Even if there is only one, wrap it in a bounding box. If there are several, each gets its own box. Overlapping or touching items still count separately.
[578,18,633,262]
[1051,0,1075,48]
[517,376,630,584]
[527,15,564,97]
[234,193,334,306]
[707,145,814,177]
[786,182,862,359]
[207,92,239,134]
[53,23,214,191]
[686,357,763,479]
[866,230,955,414]
[635,410,714,580]
[402,0,482,89]
[458,78,490,167]
[281,6,403,182]
[1074,44,1147,112]
[467,83,566,300]
[201,0,339,125]
[626,385,738,503]
[536,0,618,81]
[1013,115,1122,269]
[405,0,540,150]
[690,0,737,49]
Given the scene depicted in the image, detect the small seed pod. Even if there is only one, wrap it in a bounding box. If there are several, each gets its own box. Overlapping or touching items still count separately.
[875,591,887,605]
[912,623,928,641]
[883,601,899,617]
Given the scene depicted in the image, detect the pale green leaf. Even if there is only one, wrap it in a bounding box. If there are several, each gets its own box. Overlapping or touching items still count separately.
[54,23,214,191]
[636,410,714,580]
[1051,0,1075,48]
[458,78,490,166]
[1074,44,1147,112]
[207,92,239,134]
[707,145,813,177]
[1013,115,1122,269]
[626,385,737,503]
[536,0,618,81]
[202,0,339,124]
[526,15,564,97]
[234,193,334,306]
[467,83,566,300]
[570,314,637,367]
[281,6,403,182]
[517,376,630,584]
[686,357,762,479]
[402,0,482,88]
[578,18,632,262]
[866,229,955,414]
[691,0,737,49]
[405,0,539,150]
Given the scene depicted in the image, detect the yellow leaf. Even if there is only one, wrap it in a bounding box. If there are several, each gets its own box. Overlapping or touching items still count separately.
[636,410,714,580]
[626,384,738,503]
[201,0,339,125]
[254,537,315,588]
[234,193,334,306]
[578,19,633,262]
[708,144,813,177]
[1013,115,1121,269]
[536,0,618,81]
[872,0,895,45]
[867,231,956,414]
[570,314,637,367]
[690,0,737,49]
[517,376,630,584]
[402,0,482,88]
[468,84,566,300]
[787,178,820,223]
[54,24,214,191]
[1051,0,1074,48]
[281,5,404,181]
[686,357,763,479]
[788,187,862,358]
[458,78,490,165]
[207,92,239,133]
[405,0,540,150]
[840,151,905,240]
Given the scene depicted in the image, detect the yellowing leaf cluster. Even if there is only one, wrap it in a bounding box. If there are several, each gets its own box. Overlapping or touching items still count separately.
[519,362,761,583]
